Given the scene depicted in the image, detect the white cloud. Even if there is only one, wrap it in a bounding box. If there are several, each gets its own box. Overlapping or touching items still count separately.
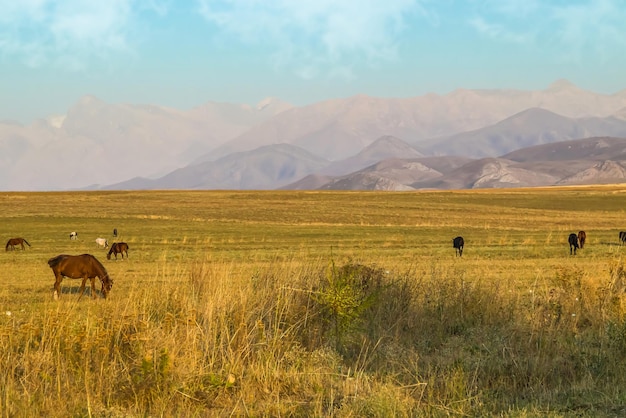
[468,0,626,62]
[196,0,428,80]
[550,0,626,61]
[0,0,163,70]
[468,16,532,44]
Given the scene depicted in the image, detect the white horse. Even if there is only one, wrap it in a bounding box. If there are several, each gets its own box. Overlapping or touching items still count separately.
[69,231,78,240]
[95,238,109,249]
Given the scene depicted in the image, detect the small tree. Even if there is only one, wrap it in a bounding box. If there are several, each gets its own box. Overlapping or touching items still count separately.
[313,261,384,354]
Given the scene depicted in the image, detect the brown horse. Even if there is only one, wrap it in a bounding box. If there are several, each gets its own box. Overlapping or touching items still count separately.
[5,237,31,251]
[47,254,113,300]
[577,231,586,249]
[107,242,129,260]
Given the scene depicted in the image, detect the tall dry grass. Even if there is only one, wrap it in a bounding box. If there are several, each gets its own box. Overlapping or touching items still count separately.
[3,253,626,416]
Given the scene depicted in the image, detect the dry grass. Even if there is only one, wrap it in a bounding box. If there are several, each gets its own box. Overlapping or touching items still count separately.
[2,187,626,416]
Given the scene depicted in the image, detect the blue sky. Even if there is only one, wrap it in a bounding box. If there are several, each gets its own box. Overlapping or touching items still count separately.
[1,0,626,124]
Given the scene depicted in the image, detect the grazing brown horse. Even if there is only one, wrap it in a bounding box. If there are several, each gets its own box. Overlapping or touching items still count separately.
[577,231,586,249]
[107,242,129,260]
[5,237,30,251]
[47,254,113,300]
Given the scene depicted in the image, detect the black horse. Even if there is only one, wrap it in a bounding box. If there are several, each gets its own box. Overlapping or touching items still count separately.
[453,236,464,257]
[48,254,113,300]
[620,231,626,245]
[568,233,579,255]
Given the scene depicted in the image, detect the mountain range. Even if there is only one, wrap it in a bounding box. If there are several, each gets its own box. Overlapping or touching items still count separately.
[2,79,626,191]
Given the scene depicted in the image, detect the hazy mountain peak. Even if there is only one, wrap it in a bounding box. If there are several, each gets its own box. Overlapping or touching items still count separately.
[254,97,293,114]
[256,97,278,110]
[76,95,103,106]
[498,107,570,125]
[546,79,578,92]
[45,115,66,128]
[363,135,422,154]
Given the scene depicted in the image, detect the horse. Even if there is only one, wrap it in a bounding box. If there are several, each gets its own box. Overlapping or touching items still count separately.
[107,242,129,260]
[577,231,586,249]
[5,237,30,251]
[95,238,109,249]
[620,231,626,245]
[113,228,118,237]
[568,233,579,255]
[70,231,78,240]
[47,254,113,300]
[453,236,464,257]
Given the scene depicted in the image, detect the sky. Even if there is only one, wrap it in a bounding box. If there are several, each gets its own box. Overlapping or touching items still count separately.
[1,0,626,124]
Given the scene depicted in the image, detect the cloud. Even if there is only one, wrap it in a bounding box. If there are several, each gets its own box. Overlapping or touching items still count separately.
[550,0,626,61]
[0,0,166,71]
[468,0,626,62]
[196,0,428,79]
[468,16,532,44]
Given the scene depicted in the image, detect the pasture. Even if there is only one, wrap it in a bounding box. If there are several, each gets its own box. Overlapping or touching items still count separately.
[2,187,626,416]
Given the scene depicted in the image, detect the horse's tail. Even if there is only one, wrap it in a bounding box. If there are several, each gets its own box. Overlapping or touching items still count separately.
[23,239,31,247]
[5,241,9,251]
[48,255,65,268]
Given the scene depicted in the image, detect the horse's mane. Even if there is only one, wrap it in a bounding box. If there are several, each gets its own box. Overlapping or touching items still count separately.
[47,254,69,268]
[82,254,109,275]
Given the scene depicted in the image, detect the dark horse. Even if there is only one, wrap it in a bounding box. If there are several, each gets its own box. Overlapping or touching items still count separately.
[453,236,464,257]
[568,233,579,255]
[5,237,30,251]
[107,242,129,260]
[577,231,587,249]
[47,254,113,300]
[620,231,626,245]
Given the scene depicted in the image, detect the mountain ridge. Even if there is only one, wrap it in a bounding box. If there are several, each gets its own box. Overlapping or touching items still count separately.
[3,80,626,190]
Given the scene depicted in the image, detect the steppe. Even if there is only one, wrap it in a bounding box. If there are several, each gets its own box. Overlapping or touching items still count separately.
[2,187,626,416]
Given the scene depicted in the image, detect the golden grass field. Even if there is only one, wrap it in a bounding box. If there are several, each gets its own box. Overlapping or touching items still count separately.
[2,186,626,416]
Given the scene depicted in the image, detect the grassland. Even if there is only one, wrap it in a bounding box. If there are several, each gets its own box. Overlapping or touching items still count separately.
[2,186,626,416]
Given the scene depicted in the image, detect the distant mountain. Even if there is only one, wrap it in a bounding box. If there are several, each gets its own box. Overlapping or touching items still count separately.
[4,80,626,191]
[612,106,626,120]
[280,173,334,191]
[557,160,626,185]
[501,136,626,162]
[302,156,473,191]
[298,137,626,191]
[320,135,425,176]
[207,80,626,161]
[421,108,626,158]
[105,143,328,190]
[1,96,292,190]
[412,158,560,189]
